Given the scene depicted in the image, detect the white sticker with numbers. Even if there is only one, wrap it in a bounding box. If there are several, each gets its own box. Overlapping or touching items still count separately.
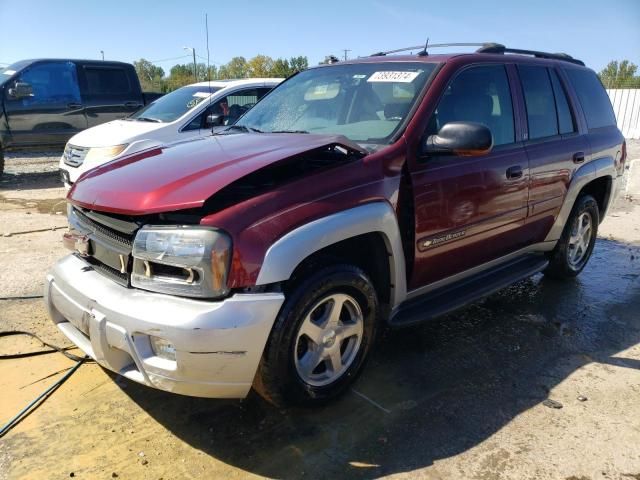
[367,71,420,83]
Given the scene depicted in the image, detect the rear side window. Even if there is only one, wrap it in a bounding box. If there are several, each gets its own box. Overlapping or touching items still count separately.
[428,64,515,146]
[84,66,131,95]
[518,65,558,139]
[549,69,575,134]
[565,68,616,129]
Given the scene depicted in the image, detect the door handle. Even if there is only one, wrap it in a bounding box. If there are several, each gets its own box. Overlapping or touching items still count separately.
[124,101,142,108]
[573,151,585,164]
[506,165,523,180]
[67,102,83,109]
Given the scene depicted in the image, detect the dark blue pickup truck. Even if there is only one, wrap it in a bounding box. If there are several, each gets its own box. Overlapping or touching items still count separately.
[0,59,163,175]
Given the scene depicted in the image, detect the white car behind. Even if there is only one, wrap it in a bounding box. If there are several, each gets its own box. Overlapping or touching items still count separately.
[59,78,282,187]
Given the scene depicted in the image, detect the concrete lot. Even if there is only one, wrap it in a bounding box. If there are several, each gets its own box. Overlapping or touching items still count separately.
[1,145,639,480]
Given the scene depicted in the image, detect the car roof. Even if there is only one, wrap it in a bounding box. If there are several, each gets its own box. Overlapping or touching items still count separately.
[189,78,283,88]
[11,58,133,66]
[314,52,590,70]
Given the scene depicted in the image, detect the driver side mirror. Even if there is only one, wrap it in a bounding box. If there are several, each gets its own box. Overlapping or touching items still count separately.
[422,121,493,157]
[205,113,224,128]
[7,81,34,100]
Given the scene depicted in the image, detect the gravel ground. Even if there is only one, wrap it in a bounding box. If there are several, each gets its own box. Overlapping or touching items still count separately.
[0,146,639,480]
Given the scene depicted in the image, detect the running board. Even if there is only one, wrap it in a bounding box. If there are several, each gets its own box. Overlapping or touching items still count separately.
[390,254,549,327]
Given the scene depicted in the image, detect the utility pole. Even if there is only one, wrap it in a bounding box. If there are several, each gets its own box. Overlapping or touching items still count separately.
[183,47,197,81]
[100,50,104,61]
[342,49,351,61]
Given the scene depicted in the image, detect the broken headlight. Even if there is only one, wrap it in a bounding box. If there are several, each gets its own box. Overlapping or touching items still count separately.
[131,226,231,298]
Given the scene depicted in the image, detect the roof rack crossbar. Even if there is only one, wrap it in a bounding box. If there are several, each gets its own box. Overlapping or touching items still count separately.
[370,42,492,57]
[476,43,585,66]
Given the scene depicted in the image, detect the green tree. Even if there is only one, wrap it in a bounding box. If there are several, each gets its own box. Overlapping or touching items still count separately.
[599,60,640,88]
[271,58,291,77]
[133,58,165,91]
[289,56,308,73]
[247,55,275,77]
[220,56,248,79]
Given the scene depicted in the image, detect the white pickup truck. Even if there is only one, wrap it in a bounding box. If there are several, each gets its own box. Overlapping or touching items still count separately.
[58,78,282,187]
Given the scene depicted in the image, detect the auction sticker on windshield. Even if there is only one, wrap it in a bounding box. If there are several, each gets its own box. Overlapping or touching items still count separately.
[368,71,421,83]
[193,92,211,98]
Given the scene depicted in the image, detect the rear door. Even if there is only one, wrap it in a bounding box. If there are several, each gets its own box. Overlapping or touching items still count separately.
[78,63,143,127]
[516,64,589,243]
[409,64,531,288]
[3,60,86,146]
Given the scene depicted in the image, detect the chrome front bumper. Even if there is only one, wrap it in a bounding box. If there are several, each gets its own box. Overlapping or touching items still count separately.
[45,255,284,398]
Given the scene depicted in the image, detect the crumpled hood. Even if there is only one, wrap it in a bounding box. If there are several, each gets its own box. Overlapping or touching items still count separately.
[68,119,165,147]
[68,133,367,215]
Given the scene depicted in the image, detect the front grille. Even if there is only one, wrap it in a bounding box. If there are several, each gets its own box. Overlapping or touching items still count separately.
[63,144,89,167]
[71,207,138,286]
[75,208,134,248]
[84,256,129,287]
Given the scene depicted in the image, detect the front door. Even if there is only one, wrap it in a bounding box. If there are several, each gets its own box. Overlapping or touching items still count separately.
[4,61,87,147]
[408,64,530,289]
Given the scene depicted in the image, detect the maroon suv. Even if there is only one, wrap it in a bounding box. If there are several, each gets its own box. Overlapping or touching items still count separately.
[46,43,626,406]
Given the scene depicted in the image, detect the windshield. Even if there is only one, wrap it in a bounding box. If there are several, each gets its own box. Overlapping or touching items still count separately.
[0,60,31,87]
[236,62,437,144]
[129,85,222,123]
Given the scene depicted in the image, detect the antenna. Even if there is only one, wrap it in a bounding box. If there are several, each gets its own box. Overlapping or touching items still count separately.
[418,37,429,57]
[205,12,214,126]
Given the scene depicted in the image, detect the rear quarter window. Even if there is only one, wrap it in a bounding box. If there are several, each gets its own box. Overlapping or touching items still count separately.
[84,66,132,95]
[565,68,616,129]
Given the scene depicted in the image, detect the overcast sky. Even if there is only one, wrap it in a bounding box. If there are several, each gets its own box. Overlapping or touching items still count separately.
[1,0,638,72]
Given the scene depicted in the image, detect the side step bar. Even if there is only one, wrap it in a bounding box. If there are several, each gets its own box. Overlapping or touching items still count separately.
[390,254,549,327]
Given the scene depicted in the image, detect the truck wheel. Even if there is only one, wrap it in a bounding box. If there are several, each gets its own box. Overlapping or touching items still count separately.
[254,264,379,406]
[544,194,599,279]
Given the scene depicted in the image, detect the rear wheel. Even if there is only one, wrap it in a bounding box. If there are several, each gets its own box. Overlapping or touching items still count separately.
[544,194,599,278]
[254,264,378,406]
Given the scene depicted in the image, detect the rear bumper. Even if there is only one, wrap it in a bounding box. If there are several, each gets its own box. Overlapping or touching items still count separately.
[45,255,284,398]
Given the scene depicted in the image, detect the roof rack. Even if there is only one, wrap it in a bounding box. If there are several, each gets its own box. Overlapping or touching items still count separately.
[370,43,490,57]
[476,43,585,66]
[369,42,585,66]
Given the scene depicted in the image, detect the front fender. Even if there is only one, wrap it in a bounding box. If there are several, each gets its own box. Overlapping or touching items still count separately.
[255,202,407,308]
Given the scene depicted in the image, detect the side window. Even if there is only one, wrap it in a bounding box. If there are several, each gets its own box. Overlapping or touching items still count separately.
[12,61,80,105]
[518,65,558,140]
[84,66,131,95]
[225,89,260,124]
[428,65,515,146]
[257,87,272,100]
[549,69,575,134]
[565,68,616,129]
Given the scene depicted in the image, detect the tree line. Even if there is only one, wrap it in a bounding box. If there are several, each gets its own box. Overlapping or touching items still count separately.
[134,55,309,92]
[598,60,640,88]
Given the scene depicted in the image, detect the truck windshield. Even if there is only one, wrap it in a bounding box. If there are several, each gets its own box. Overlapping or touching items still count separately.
[129,85,222,123]
[236,62,437,144]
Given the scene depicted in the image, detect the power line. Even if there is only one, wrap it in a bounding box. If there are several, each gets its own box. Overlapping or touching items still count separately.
[148,54,192,64]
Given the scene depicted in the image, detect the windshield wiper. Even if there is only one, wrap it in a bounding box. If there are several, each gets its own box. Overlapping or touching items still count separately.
[270,129,309,134]
[136,117,162,123]
[220,125,263,134]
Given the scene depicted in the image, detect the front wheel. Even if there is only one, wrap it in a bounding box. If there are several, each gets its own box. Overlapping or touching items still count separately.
[544,194,599,278]
[254,264,379,406]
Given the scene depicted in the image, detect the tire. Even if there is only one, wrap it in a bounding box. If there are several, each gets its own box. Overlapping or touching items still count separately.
[0,144,4,177]
[254,264,379,406]
[544,194,599,279]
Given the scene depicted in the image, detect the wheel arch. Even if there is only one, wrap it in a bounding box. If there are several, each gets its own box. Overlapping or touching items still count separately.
[544,156,617,243]
[255,202,407,309]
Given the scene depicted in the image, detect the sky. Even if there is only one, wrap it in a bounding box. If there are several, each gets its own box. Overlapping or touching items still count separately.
[1,0,638,73]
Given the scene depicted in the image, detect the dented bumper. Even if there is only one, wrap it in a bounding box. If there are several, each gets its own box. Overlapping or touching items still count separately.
[45,254,284,398]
